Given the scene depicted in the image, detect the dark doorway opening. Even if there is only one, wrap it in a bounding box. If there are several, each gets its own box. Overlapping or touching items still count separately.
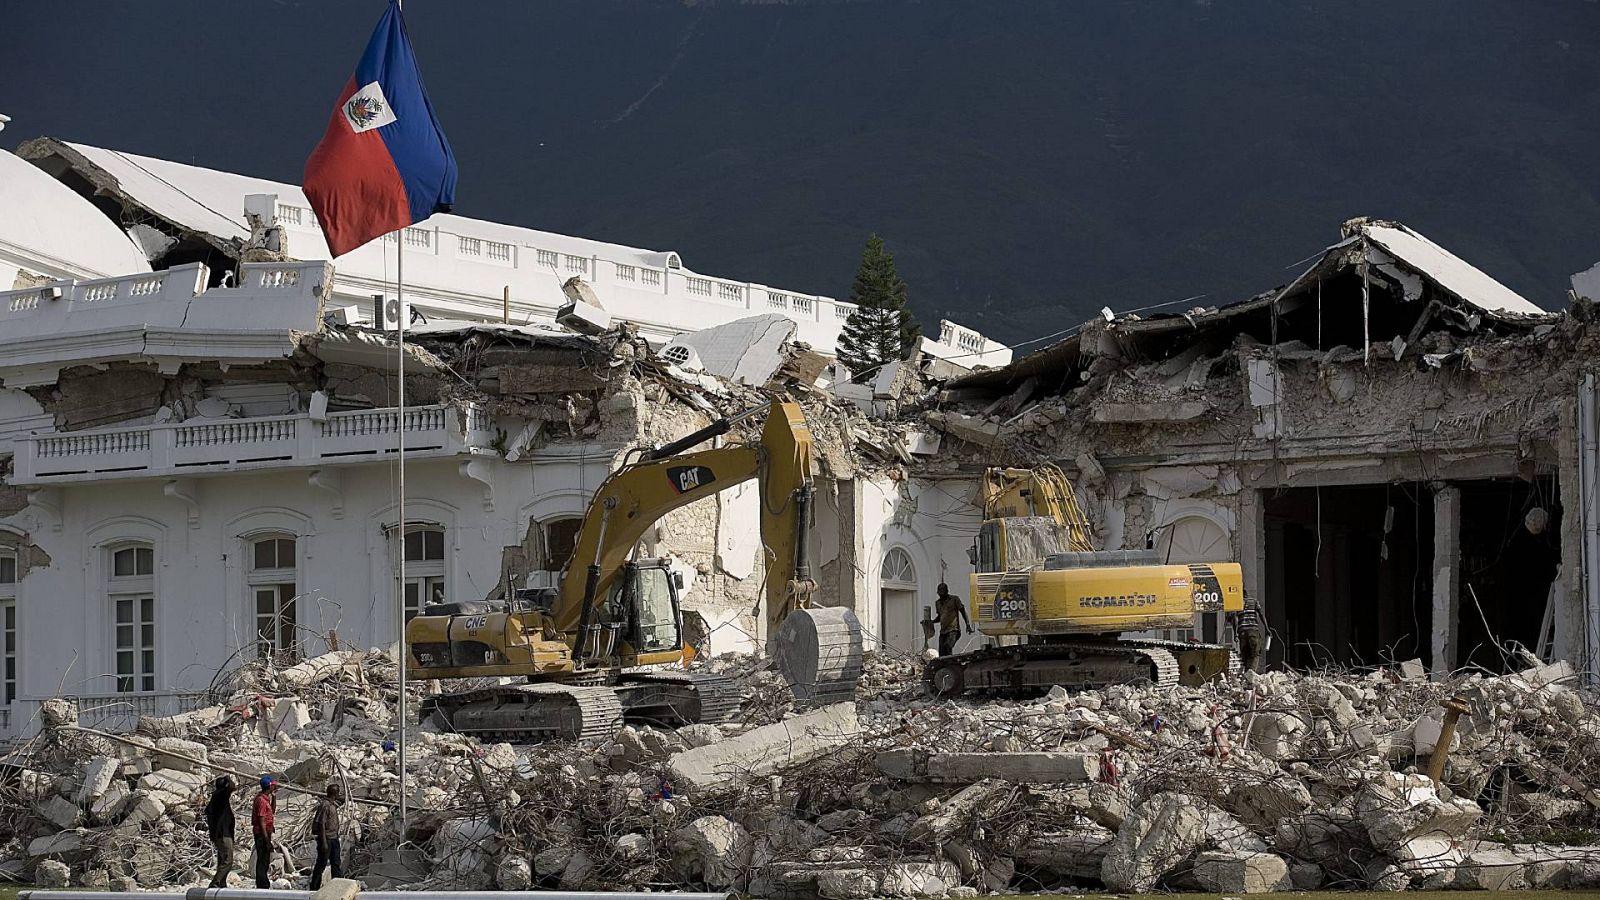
[1456,477,1560,672]
[1263,484,1434,669]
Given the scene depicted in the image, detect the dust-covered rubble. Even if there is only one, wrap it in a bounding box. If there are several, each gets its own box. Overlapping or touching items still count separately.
[3,648,1599,896]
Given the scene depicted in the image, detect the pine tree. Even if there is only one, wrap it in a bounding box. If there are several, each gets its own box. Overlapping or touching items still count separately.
[836,234,921,380]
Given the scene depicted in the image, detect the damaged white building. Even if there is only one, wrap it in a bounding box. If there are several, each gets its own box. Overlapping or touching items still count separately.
[0,140,1004,739]
[932,217,1599,676]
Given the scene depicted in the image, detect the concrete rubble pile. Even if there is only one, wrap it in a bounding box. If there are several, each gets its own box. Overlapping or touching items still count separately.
[4,647,1599,896]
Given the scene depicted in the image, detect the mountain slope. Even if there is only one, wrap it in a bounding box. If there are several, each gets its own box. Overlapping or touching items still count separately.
[5,0,1598,343]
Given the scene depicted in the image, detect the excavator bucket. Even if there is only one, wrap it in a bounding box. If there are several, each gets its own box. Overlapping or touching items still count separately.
[774,606,863,706]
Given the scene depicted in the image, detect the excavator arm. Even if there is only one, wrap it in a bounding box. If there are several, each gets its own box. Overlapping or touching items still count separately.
[554,399,819,656]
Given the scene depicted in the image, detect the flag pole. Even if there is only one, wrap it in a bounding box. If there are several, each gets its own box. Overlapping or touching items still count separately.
[396,228,408,840]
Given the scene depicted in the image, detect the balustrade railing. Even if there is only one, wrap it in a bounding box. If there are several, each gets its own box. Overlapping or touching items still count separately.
[14,402,491,484]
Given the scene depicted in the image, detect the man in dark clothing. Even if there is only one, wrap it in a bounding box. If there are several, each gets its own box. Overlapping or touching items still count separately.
[252,775,278,889]
[204,776,236,888]
[934,583,972,657]
[310,783,345,890]
[1236,596,1264,673]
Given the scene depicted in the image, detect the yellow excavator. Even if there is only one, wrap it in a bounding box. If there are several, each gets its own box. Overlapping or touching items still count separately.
[406,399,863,741]
[924,465,1244,698]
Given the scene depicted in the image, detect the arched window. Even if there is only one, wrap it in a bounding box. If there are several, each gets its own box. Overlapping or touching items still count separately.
[401,526,447,620]
[108,543,155,694]
[543,518,583,573]
[0,549,15,707]
[249,534,299,661]
[880,547,917,588]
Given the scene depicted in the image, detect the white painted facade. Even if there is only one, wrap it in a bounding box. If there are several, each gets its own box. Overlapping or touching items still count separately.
[0,264,976,738]
[48,143,1011,365]
[0,143,1014,739]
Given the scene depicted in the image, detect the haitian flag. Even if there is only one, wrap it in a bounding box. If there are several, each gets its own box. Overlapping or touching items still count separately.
[304,0,457,257]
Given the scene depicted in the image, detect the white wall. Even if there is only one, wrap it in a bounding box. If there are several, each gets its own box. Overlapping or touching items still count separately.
[0,449,615,735]
[852,475,984,659]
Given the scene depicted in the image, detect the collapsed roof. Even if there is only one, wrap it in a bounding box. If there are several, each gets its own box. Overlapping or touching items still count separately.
[953,217,1555,395]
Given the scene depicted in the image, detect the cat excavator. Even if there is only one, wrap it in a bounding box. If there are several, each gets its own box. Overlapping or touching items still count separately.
[924,465,1244,698]
[406,399,863,742]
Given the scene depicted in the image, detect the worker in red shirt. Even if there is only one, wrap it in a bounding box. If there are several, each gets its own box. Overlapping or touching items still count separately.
[252,775,279,888]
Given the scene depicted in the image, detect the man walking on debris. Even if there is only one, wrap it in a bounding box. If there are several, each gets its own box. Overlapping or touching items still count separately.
[310,783,345,889]
[1236,595,1264,673]
[204,775,236,888]
[252,775,278,888]
[935,582,972,656]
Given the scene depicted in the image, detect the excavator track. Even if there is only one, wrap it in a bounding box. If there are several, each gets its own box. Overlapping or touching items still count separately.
[924,637,1233,700]
[422,683,624,744]
[618,672,743,727]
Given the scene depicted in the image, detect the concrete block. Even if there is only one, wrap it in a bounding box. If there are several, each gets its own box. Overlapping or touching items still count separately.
[152,737,208,773]
[907,780,1010,844]
[35,859,70,888]
[138,768,206,797]
[815,867,878,900]
[1356,772,1481,852]
[1015,825,1114,880]
[77,756,120,804]
[121,792,167,827]
[90,780,131,821]
[260,698,311,737]
[935,412,1000,448]
[28,831,83,858]
[1457,848,1530,891]
[669,815,751,889]
[559,850,594,890]
[615,833,653,864]
[880,860,960,897]
[36,794,81,829]
[667,702,858,794]
[1100,792,1209,892]
[309,877,361,900]
[1192,850,1293,893]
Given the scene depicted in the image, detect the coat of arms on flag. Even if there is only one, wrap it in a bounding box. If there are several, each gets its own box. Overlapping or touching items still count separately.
[343,82,398,133]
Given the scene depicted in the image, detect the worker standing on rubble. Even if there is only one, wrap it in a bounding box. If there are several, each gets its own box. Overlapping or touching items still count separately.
[1236,596,1264,673]
[935,583,972,656]
[252,775,278,888]
[204,775,236,888]
[310,783,345,889]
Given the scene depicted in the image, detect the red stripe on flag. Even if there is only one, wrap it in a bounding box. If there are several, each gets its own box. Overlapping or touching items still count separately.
[303,78,413,257]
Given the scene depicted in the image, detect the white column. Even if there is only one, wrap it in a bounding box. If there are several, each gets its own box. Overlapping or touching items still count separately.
[1431,482,1461,677]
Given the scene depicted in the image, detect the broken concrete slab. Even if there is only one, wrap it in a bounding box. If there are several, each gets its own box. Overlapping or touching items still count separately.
[152,737,208,773]
[35,794,81,829]
[1100,791,1210,892]
[878,749,1100,784]
[667,702,858,794]
[1191,849,1293,893]
[309,877,361,900]
[927,411,1000,448]
[138,768,206,797]
[76,756,119,805]
[1015,825,1114,880]
[907,779,1011,843]
[669,815,751,889]
[1356,772,1482,852]
[28,830,84,858]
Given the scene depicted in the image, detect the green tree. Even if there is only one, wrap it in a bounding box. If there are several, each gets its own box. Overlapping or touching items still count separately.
[836,234,921,379]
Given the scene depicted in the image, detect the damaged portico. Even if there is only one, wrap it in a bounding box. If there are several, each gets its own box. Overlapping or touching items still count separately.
[930,218,1589,674]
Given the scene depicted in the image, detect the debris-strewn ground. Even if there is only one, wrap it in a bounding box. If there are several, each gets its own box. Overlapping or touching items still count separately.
[3,648,1598,896]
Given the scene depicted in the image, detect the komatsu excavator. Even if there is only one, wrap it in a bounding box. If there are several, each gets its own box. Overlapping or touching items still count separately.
[924,465,1244,698]
[406,399,863,742]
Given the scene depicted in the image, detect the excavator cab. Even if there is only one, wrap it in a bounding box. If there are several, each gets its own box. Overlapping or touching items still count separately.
[581,559,685,663]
